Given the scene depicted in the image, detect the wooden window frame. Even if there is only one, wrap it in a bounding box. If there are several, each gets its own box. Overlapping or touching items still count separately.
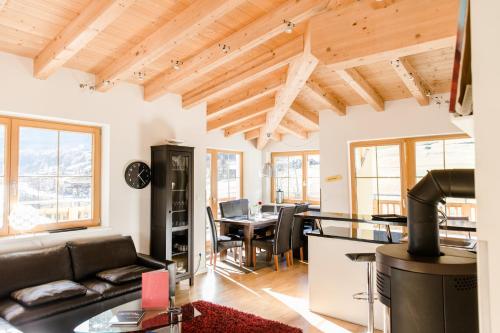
[207,149,244,216]
[350,133,471,216]
[271,150,320,205]
[0,117,101,236]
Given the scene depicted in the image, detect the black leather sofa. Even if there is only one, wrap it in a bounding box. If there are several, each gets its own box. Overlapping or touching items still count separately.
[0,235,176,333]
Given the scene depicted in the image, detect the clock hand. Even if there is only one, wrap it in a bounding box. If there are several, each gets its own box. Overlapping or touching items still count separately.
[138,173,145,184]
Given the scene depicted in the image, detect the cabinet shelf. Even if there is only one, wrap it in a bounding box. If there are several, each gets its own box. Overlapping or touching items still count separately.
[171,210,187,213]
[172,226,189,232]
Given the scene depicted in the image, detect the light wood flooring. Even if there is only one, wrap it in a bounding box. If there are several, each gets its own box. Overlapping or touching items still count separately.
[174,254,380,333]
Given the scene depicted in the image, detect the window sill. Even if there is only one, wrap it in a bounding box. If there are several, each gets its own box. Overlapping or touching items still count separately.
[0,226,115,252]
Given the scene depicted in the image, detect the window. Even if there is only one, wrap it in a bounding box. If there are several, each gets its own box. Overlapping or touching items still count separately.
[271,151,320,204]
[351,141,403,216]
[206,149,243,216]
[350,134,475,221]
[0,117,101,236]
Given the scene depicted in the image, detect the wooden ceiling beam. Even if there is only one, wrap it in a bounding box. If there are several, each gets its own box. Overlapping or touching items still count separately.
[207,96,274,132]
[206,73,285,117]
[304,79,346,115]
[223,114,267,137]
[279,118,309,140]
[289,102,319,129]
[336,68,385,112]
[94,0,244,91]
[244,128,260,140]
[34,0,135,79]
[244,128,281,141]
[310,0,459,69]
[390,57,431,106]
[257,24,318,149]
[179,36,304,108]
[144,0,330,101]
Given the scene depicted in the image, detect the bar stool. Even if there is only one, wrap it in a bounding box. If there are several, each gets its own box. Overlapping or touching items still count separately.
[345,252,377,333]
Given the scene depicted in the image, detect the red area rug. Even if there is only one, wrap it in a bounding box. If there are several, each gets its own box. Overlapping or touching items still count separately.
[182,300,302,333]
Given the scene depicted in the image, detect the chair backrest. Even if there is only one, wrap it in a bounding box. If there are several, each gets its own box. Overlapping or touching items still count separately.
[206,206,218,253]
[273,206,295,255]
[219,199,249,218]
[291,204,309,250]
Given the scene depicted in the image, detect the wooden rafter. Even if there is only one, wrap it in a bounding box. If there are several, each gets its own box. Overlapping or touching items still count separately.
[310,0,459,69]
[336,68,384,112]
[390,57,431,106]
[207,95,274,132]
[179,36,303,108]
[206,73,285,117]
[244,128,281,141]
[304,79,346,115]
[95,0,244,91]
[289,102,319,129]
[279,118,308,140]
[257,24,318,149]
[223,114,266,137]
[34,0,135,79]
[144,0,330,101]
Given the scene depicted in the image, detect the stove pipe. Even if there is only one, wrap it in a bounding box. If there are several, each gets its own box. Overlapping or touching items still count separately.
[407,169,475,256]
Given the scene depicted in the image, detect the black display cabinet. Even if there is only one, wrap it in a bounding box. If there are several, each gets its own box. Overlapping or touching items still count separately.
[150,145,194,286]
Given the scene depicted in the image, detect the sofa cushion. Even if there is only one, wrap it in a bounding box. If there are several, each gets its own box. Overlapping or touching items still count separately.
[0,290,100,325]
[11,280,87,307]
[81,279,141,299]
[67,235,138,281]
[0,246,73,299]
[96,265,152,284]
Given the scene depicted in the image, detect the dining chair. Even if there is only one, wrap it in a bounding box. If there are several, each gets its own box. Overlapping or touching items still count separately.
[290,204,309,263]
[207,206,243,268]
[219,199,249,218]
[251,206,295,271]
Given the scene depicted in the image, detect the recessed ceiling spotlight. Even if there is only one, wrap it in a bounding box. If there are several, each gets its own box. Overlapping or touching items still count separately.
[171,60,183,71]
[284,20,295,34]
[134,71,146,81]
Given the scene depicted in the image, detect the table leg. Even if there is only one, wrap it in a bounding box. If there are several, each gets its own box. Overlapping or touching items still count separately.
[244,225,254,267]
[219,222,228,260]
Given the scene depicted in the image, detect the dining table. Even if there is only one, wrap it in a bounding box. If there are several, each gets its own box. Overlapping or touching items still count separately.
[215,213,279,267]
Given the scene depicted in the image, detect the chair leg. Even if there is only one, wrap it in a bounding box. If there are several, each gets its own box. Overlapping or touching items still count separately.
[274,255,279,271]
[253,246,257,269]
[213,252,217,269]
[300,247,304,262]
[285,251,291,267]
[234,247,238,262]
[239,247,243,267]
[289,250,294,266]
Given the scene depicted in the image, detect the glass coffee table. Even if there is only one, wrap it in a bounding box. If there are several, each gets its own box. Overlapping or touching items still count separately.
[74,299,200,333]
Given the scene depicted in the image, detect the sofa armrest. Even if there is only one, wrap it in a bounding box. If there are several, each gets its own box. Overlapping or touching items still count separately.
[136,254,176,299]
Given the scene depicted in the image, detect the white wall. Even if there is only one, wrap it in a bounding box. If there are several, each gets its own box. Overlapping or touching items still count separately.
[471,1,500,331]
[319,96,462,212]
[0,52,262,273]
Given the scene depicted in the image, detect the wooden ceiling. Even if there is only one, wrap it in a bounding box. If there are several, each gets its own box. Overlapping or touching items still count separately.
[0,0,459,149]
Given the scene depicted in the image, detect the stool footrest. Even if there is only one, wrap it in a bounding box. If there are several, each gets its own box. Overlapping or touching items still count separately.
[352,292,378,301]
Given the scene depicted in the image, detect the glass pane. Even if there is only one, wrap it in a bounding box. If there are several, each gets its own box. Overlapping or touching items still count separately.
[308,154,320,177]
[275,157,288,177]
[276,178,288,197]
[445,138,475,169]
[289,155,303,179]
[415,140,444,178]
[378,178,402,214]
[218,179,229,201]
[17,177,57,225]
[356,178,378,215]
[0,177,3,228]
[19,127,58,176]
[355,147,377,177]
[228,179,240,199]
[58,177,91,221]
[377,145,401,177]
[307,178,320,201]
[206,154,211,205]
[59,131,92,176]
[288,177,302,200]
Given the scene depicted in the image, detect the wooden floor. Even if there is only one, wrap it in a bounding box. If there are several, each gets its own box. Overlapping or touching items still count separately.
[174,254,379,333]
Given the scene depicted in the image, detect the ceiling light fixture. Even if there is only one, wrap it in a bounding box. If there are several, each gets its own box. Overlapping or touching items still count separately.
[218,43,230,53]
[284,20,295,34]
[171,60,183,71]
[134,71,146,81]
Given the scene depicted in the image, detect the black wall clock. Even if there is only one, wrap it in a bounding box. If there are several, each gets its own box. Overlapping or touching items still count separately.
[125,161,151,189]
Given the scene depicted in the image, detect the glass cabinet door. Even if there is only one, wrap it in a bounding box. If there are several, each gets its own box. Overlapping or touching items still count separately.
[169,151,190,277]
